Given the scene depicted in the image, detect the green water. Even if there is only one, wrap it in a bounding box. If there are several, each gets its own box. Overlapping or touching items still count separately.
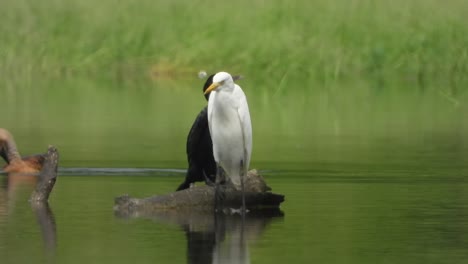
[1,75,468,263]
[2,169,468,263]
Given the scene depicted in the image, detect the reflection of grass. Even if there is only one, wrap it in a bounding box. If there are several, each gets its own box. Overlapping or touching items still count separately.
[0,0,467,93]
[1,74,465,169]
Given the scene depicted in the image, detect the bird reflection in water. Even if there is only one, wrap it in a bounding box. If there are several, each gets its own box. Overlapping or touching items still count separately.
[116,209,283,264]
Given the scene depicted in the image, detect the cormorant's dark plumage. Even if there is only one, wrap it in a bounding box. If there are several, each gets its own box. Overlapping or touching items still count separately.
[176,75,216,191]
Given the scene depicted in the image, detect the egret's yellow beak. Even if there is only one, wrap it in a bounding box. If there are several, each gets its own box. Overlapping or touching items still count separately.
[204,82,220,95]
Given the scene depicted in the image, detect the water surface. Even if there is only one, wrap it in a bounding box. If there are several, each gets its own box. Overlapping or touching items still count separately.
[1,143,468,264]
[1,75,468,263]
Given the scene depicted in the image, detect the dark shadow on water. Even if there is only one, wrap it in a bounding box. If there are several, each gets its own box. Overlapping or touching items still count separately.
[115,208,283,264]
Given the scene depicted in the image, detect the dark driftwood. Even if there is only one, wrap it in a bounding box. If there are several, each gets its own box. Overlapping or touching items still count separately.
[30,146,59,202]
[30,146,59,253]
[114,170,285,216]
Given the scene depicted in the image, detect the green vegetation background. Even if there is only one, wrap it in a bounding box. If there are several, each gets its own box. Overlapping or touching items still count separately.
[0,0,467,168]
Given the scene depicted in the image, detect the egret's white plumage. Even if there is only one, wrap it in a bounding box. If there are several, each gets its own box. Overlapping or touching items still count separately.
[205,72,252,191]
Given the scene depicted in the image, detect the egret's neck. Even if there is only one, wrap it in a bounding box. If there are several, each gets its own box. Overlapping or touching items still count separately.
[213,88,233,105]
[221,82,235,92]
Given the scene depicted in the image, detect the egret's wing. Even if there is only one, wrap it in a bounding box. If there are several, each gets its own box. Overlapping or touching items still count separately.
[186,106,209,161]
[235,85,252,170]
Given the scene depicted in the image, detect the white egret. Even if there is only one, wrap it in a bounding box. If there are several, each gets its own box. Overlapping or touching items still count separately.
[177,74,244,191]
[204,72,252,212]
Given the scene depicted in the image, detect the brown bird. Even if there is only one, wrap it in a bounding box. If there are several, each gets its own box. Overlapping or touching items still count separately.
[0,128,45,173]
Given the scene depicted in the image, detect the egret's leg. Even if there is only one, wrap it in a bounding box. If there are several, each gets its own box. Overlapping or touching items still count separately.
[240,160,246,214]
[215,164,226,212]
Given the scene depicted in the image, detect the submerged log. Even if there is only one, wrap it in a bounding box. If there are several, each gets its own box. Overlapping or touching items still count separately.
[30,146,59,202]
[114,169,285,216]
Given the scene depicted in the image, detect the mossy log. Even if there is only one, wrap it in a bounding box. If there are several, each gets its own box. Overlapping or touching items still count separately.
[114,170,284,216]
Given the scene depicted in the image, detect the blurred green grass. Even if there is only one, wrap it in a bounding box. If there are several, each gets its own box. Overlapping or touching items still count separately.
[1,0,467,93]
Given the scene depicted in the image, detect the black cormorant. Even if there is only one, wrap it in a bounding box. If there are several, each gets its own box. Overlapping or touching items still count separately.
[176,75,217,191]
